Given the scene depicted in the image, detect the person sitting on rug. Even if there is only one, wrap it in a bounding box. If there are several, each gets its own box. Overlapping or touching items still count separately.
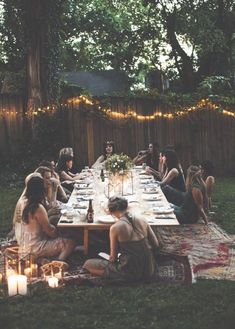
[7,173,42,239]
[133,142,159,171]
[92,140,116,169]
[200,160,215,210]
[153,149,186,192]
[173,165,208,224]
[83,196,160,282]
[14,175,76,260]
[147,146,185,184]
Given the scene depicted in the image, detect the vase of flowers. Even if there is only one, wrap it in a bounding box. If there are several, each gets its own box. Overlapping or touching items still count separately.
[105,154,134,197]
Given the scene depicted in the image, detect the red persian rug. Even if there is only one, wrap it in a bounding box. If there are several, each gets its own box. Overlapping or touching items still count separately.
[154,222,235,281]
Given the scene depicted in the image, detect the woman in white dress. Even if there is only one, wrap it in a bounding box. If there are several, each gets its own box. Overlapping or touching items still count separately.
[14,176,75,260]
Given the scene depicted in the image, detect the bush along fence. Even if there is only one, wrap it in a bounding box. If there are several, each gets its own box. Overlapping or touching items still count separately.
[0,94,235,175]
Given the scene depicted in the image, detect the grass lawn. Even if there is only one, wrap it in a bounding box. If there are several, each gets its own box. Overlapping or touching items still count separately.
[0,178,235,329]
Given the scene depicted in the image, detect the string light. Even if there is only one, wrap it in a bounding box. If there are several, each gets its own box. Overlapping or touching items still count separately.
[0,96,235,120]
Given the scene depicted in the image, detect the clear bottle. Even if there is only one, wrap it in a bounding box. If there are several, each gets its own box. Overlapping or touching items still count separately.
[87,199,94,223]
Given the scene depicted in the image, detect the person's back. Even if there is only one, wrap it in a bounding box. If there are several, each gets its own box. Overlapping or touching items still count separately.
[174,166,208,225]
[83,197,160,281]
[15,201,48,253]
[15,176,75,260]
[114,215,147,242]
[168,168,186,192]
[113,216,156,281]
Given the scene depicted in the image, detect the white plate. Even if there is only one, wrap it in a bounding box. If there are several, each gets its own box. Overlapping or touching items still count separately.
[152,207,173,214]
[139,175,151,179]
[72,203,87,209]
[143,196,160,201]
[78,190,93,195]
[77,195,94,201]
[96,215,115,224]
[143,189,159,194]
[140,180,152,184]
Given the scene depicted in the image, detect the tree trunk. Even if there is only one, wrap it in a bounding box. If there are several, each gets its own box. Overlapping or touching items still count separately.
[25,0,48,111]
[165,10,195,91]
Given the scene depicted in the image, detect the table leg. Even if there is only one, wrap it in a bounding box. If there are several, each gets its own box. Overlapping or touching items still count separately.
[84,228,89,256]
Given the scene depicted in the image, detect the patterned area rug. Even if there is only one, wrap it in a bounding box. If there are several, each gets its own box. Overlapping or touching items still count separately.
[61,254,193,286]
[1,223,234,285]
[153,222,235,281]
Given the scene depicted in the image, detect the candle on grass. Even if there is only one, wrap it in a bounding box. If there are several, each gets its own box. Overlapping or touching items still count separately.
[17,275,27,295]
[24,267,32,278]
[48,277,58,288]
[7,274,28,296]
[7,275,18,297]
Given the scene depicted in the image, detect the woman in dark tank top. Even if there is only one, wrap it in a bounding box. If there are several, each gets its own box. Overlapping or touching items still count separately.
[83,197,160,282]
[159,149,186,192]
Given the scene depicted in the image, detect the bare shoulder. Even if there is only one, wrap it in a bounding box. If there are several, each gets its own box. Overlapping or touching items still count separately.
[169,168,179,176]
[96,155,105,163]
[35,204,47,216]
[111,220,126,231]
[133,216,148,226]
[192,186,202,197]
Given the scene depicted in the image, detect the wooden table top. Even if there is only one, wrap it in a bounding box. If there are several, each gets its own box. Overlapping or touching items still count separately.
[58,168,179,228]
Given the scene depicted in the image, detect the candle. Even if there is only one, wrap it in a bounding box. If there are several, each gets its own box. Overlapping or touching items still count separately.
[7,274,28,296]
[55,270,62,280]
[31,264,38,277]
[48,277,58,288]
[17,275,27,295]
[24,267,32,278]
[7,275,18,296]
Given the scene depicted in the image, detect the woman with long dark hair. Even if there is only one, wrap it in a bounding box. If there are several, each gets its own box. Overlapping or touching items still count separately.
[133,142,159,171]
[158,149,186,192]
[14,176,75,260]
[56,153,84,192]
[83,196,160,282]
[92,140,115,169]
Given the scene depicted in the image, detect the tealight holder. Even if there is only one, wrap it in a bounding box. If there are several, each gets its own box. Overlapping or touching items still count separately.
[41,261,68,288]
[1,247,37,297]
[106,170,134,198]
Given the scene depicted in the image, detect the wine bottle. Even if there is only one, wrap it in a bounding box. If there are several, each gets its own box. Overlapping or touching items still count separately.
[87,199,94,223]
[100,169,105,182]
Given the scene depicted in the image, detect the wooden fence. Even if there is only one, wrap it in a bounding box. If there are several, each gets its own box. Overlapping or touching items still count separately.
[0,94,235,175]
[66,98,235,175]
[0,94,24,162]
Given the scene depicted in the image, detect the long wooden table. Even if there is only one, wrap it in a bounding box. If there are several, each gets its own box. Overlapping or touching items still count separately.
[58,168,179,255]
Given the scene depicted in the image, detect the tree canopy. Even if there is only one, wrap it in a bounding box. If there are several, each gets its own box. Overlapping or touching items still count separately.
[0,0,234,104]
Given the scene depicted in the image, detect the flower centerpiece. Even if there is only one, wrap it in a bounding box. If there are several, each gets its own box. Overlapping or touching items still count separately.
[105,154,134,196]
[105,153,132,174]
